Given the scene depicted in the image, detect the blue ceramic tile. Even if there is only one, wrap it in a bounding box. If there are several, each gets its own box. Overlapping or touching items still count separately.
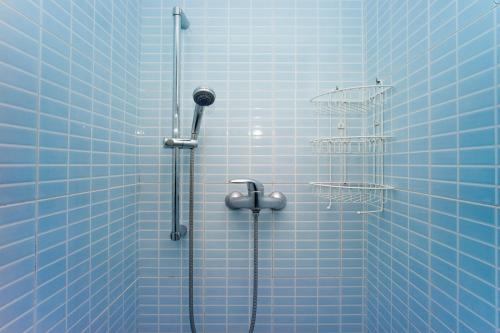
[0,1,139,331]
[366,1,500,332]
[1,0,499,332]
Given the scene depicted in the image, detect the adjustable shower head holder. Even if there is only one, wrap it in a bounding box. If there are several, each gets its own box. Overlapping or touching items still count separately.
[164,86,216,149]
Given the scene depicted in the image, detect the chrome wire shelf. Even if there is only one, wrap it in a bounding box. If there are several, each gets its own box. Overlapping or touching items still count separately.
[311,85,392,114]
[310,82,393,213]
[311,136,390,154]
[310,182,394,213]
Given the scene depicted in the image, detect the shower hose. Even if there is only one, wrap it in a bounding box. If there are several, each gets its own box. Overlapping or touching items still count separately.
[188,149,259,333]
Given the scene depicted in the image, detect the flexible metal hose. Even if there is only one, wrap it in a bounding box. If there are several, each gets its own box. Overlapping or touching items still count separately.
[249,211,259,333]
[188,148,260,333]
[188,149,197,333]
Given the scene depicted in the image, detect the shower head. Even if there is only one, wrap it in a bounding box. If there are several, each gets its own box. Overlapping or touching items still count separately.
[193,86,216,107]
[191,86,216,140]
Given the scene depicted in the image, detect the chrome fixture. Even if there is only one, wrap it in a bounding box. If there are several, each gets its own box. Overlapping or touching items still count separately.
[164,86,216,150]
[164,137,199,149]
[168,6,189,241]
[172,6,190,29]
[164,86,216,240]
[164,84,216,333]
[225,179,286,332]
[225,179,287,212]
[164,8,216,333]
[191,86,216,139]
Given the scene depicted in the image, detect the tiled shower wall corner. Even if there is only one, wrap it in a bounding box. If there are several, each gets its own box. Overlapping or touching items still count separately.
[365,1,500,333]
[0,1,140,332]
[138,0,366,332]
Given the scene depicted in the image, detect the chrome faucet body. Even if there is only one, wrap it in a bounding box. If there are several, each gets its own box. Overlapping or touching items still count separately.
[225,179,287,212]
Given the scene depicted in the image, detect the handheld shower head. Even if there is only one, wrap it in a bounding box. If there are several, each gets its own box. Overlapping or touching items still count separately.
[191,86,216,139]
[193,86,216,107]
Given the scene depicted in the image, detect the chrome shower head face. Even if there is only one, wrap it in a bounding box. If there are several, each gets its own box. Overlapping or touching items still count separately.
[190,86,216,140]
[193,86,216,107]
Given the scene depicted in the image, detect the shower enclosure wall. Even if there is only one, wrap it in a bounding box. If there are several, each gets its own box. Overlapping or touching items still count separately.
[2,1,500,333]
[365,1,500,333]
[138,1,366,332]
[0,1,140,332]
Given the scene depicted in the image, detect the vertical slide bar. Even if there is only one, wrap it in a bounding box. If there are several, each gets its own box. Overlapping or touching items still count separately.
[170,7,189,241]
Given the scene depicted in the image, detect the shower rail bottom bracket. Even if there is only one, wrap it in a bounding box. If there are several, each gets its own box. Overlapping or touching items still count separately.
[170,224,187,241]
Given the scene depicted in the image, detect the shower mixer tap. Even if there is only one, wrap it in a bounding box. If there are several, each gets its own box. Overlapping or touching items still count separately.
[225,179,287,213]
[225,178,285,332]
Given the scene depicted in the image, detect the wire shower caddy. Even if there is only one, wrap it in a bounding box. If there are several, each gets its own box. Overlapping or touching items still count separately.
[310,83,393,213]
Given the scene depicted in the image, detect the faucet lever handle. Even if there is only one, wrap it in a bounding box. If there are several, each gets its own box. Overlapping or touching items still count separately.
[229,179,264,193]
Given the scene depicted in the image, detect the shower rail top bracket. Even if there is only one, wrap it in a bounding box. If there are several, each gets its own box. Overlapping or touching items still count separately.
[172,6,190,29]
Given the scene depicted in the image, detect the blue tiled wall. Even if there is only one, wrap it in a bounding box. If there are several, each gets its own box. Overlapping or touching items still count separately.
[138,0,365,332]
[5,1,496,332]
[0,1,140,332]
[365,1,500,332]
